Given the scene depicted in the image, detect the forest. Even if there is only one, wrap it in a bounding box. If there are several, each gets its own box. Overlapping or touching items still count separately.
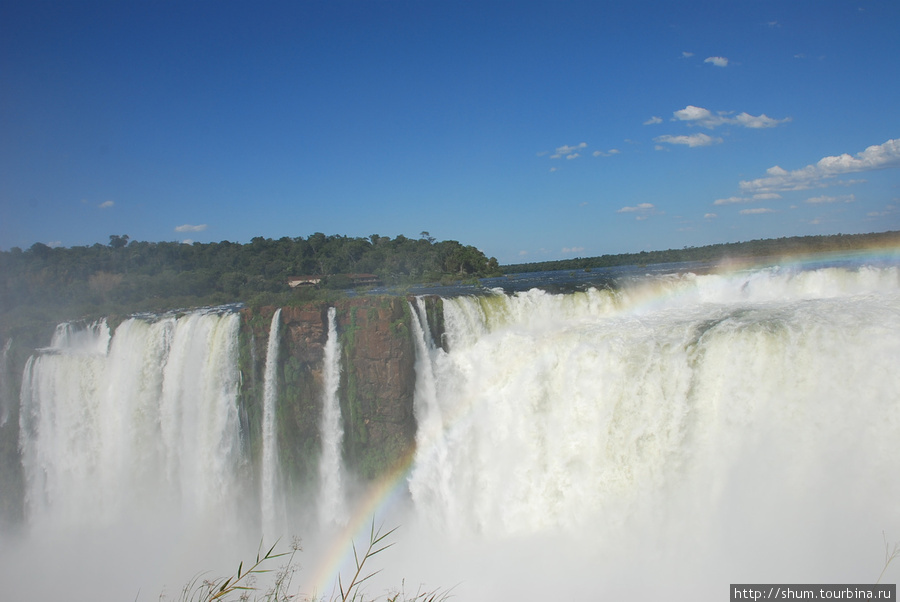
[502,230,900,274]
[0,232,500,347]
[2,229,899,351]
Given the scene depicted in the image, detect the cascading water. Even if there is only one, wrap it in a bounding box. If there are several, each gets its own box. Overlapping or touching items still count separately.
[403,264,900,600]
[317,306,347,526]
[7,308,249,601]
[17,311,245,529]
[0,337,12,426]
[2,260,899,601]
[261,308,284,538]
[408,297,454,517]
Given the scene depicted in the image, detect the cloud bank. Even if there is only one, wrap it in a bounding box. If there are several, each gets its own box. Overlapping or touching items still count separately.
[740,138,900,193]
[617,203,658,220]
[551,142,588,159]
[673,105,790,129]
[655,133,722,148]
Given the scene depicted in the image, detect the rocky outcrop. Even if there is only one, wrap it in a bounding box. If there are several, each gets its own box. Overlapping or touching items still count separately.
[334,297,416,481]
[239,296,419,491]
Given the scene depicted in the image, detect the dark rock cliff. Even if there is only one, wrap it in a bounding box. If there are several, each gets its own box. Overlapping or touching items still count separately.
[334,297,417,481]
[240,296,421,496]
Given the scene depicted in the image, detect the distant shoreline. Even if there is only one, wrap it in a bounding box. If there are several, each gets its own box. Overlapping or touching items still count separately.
[501,230,900,274]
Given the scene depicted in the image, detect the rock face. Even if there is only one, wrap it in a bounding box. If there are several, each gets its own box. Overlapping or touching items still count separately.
[334,297,417,481]
[240,296,419,492]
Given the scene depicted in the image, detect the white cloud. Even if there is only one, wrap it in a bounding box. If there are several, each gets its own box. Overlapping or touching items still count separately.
[550,142,587,159]
[98,200,115,209]
[733,112,792,129]
[714,196,750,205]
[704,56,729,67]
[740,208,776,215]
[644,116,663,125]
[566,153,580,160]
[682,51,694,58]
[617,203,655,213]
[673,105,790,129]
[562,247,585,254]
[740,139,900,193]
[175,224,208,233]
[655,133,723,147]
[867,204,898,218]
[618,203,658,220]
[593,149,621,157]
[704,213,718,219]
[47,241,63,248]
[673,105,726,128]
[805,194,856,204]
[713,193,783,205]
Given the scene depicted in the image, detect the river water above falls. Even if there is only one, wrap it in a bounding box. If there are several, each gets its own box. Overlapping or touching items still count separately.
[2,255,899,600]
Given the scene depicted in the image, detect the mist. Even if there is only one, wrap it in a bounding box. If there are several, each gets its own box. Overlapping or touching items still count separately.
[2,261,899,601]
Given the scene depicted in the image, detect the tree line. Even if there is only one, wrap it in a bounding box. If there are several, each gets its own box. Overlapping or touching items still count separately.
[0,232,500,343]
[501,230,900,274]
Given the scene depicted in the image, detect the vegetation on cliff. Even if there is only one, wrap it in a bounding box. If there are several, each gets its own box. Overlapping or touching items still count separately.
[501,230,900,274]
[0,232,498,349]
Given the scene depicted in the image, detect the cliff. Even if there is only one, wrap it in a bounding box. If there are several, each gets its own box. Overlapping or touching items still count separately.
[334,297,417,480]
[240,296,421,496]
[0,296,430,528]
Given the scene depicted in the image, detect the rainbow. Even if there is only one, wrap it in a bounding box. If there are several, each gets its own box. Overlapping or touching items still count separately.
[304,447,420,599]
[302,243,900,598]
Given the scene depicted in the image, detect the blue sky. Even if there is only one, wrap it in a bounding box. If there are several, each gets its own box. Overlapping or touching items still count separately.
[1,1,898,264]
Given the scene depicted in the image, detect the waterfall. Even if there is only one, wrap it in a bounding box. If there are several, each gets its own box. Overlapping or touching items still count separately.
[0,338,12,426]
[5,261,900,601]
[408,297,454,529]
[404,264,900,597]
[18,310,244,529]
[261,308,284,537]
[317,306,346,525]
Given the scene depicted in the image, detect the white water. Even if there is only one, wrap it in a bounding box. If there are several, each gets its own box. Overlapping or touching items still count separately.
[18,311,245,528]
[402,265,900,599]
[9,310,249,600]
[318,306,347,526]
[261,308,284,538]
[3,263,900,601]
[1,337,12,426]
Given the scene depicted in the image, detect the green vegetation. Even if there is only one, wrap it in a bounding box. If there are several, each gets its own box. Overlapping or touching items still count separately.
[170,522,450,602]
[877,533,900,585]
[0,232,500,344]
[502,230,900,274]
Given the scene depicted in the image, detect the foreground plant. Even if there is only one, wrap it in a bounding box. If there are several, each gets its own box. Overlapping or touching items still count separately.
[174,539,291,602]
[876,532,900,585]
[164,523,450,602]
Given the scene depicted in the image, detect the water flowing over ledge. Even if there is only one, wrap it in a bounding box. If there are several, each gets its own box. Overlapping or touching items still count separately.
[1,258,899,600]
